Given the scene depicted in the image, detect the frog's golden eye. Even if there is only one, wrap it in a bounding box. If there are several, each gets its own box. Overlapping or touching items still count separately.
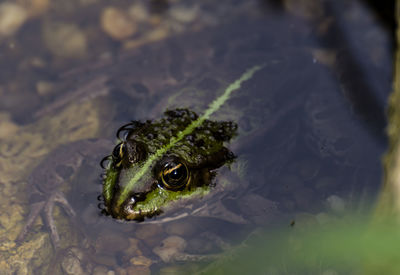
[160,161,189,190]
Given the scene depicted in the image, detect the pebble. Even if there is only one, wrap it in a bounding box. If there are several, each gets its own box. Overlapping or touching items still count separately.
[124,265,151,275]
[43,22,87,58]
[28,57,46,68]
[123,27,168,49]
[128,3,149,22]
[60,247,87,275]
[0,113,18,139]
[135,224,164,247]
[22,0,50,17]
[153,236,186,263]
[164,220,197,237]
[186,237,214,254]
[0,2,28,37]
[129,255,152,267]
[92,265,113,275]
[101,7,137,40]
[36,81,55,96]
[123,238,143,258]
[326,195,345,213]
[94,230,130,254]
[169,6,198,23]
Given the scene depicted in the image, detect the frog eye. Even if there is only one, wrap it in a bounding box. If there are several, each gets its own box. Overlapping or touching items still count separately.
[112,142,124,167]
[160,161,189,190]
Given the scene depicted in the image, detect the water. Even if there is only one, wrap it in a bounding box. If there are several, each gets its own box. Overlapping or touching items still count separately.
[0,0,393,273]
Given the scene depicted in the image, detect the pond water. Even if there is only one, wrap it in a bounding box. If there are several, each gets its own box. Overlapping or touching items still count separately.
[0,0,393,274]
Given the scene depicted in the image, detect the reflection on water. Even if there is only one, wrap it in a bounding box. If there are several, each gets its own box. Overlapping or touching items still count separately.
[0,0,393,273]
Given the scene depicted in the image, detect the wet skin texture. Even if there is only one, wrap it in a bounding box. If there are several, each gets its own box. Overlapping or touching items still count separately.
[101,108,237,221]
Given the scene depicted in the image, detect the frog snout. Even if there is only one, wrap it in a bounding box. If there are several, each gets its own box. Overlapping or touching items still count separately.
[119,192,147,220]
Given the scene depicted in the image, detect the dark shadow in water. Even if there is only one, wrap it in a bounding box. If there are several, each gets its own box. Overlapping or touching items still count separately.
[257,0,283,10]
[323,0,393,146]
[259,0,393,146]
[259,0,395,32]
[149,0,170,14]
[364,0,396,34]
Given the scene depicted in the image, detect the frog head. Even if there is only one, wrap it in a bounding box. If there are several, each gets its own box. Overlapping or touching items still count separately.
[101,108,237,221]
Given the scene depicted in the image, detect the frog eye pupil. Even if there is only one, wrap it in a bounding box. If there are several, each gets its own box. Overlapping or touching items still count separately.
[161,162,188,190]
[170,166,183,180]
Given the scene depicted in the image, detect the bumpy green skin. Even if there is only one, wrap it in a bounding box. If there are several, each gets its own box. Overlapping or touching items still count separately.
[102,109,237,220]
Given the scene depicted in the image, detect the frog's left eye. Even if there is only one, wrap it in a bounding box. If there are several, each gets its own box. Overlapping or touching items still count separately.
[160,161,189,190]
[112,142,124,167]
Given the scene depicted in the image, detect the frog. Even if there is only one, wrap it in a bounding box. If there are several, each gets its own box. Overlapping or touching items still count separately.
[101,108,237,221]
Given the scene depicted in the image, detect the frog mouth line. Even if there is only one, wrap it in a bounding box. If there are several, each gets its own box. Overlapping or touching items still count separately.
[116,188,212,223]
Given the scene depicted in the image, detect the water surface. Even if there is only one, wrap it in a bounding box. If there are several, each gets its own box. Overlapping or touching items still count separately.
[0,0,393,273]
